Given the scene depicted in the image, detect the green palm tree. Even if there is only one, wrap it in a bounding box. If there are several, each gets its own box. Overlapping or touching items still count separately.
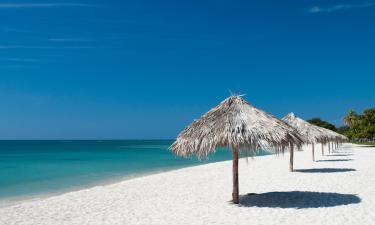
[344,110,358,127]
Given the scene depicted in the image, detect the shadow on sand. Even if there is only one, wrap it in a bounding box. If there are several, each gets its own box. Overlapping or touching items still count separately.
[295,168,356,173]
[317,159,353,162]
[239,191,360,208]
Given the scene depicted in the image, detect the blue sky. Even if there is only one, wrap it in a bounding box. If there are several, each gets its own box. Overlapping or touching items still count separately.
[0,0,374,139]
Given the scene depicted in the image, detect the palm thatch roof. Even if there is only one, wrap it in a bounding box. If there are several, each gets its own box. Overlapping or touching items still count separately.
[282,113,329,144]
[316,126,348,142]
[170,95,304,159]
[339,133,349,141]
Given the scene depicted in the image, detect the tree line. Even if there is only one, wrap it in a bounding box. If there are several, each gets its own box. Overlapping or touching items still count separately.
[306,108,375,140]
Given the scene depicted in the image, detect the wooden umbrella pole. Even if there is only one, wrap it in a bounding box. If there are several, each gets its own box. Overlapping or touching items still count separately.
[328,142,331,153]
[312,143,315,161]
[232,145,239,204]
[289,144,294,172]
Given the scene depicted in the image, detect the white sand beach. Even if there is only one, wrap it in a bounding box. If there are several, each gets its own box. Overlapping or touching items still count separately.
[1,143,374,225]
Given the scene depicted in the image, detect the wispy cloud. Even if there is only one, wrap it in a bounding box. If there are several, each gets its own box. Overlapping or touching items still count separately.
[0,65,31,68]
[0,45,97,49]
[48,38,94,42]
[0,3,94,9]
[0,57,43,62]
[309,2,375,13]
[0,26,29,33]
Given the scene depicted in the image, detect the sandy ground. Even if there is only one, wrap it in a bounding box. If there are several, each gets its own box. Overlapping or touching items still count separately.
[1,143,374,225]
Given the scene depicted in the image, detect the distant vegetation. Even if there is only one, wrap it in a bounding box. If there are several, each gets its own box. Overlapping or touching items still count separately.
[343,109,375,140]
[307,118,337,131]
[307,108,375,142]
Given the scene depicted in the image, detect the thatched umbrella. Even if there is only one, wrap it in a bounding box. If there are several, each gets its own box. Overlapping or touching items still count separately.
[282,113,329,161]
[170,95,304,204]
[338,133,349,144]
[316,127,348,152]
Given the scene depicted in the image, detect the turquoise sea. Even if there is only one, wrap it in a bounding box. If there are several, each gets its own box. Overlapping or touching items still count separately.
[0,140,269,204]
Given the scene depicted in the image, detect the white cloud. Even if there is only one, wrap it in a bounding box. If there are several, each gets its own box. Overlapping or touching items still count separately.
[0,45,96,49]
[0,3,94,9]
[48,38,93,42]
[309,6,321,13]
[0,57,42,62]
[309,2,375,13]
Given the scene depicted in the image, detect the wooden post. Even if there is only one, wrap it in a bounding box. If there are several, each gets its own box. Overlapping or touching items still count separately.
[312,143,315,161]
[289,144,294,172]
[232,145,239,204]
[321,143,324,156]
[328,142,331,153]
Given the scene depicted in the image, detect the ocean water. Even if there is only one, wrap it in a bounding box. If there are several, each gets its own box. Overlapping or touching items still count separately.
[0,140,269,204]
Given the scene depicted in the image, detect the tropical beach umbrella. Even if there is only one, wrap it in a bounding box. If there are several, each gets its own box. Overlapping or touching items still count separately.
[314,126,347,153]
[170,95,304,204]
[323,128,336,153]
[339,134,349,144]
[334,132,348,148]
[319,126,334,154]
[282,113,329,161]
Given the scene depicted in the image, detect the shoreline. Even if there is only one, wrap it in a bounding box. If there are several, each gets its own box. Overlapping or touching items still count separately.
[2,143,372,225]
[0,149,271,207]
[0,163,211,208]
[0,157,247,207]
